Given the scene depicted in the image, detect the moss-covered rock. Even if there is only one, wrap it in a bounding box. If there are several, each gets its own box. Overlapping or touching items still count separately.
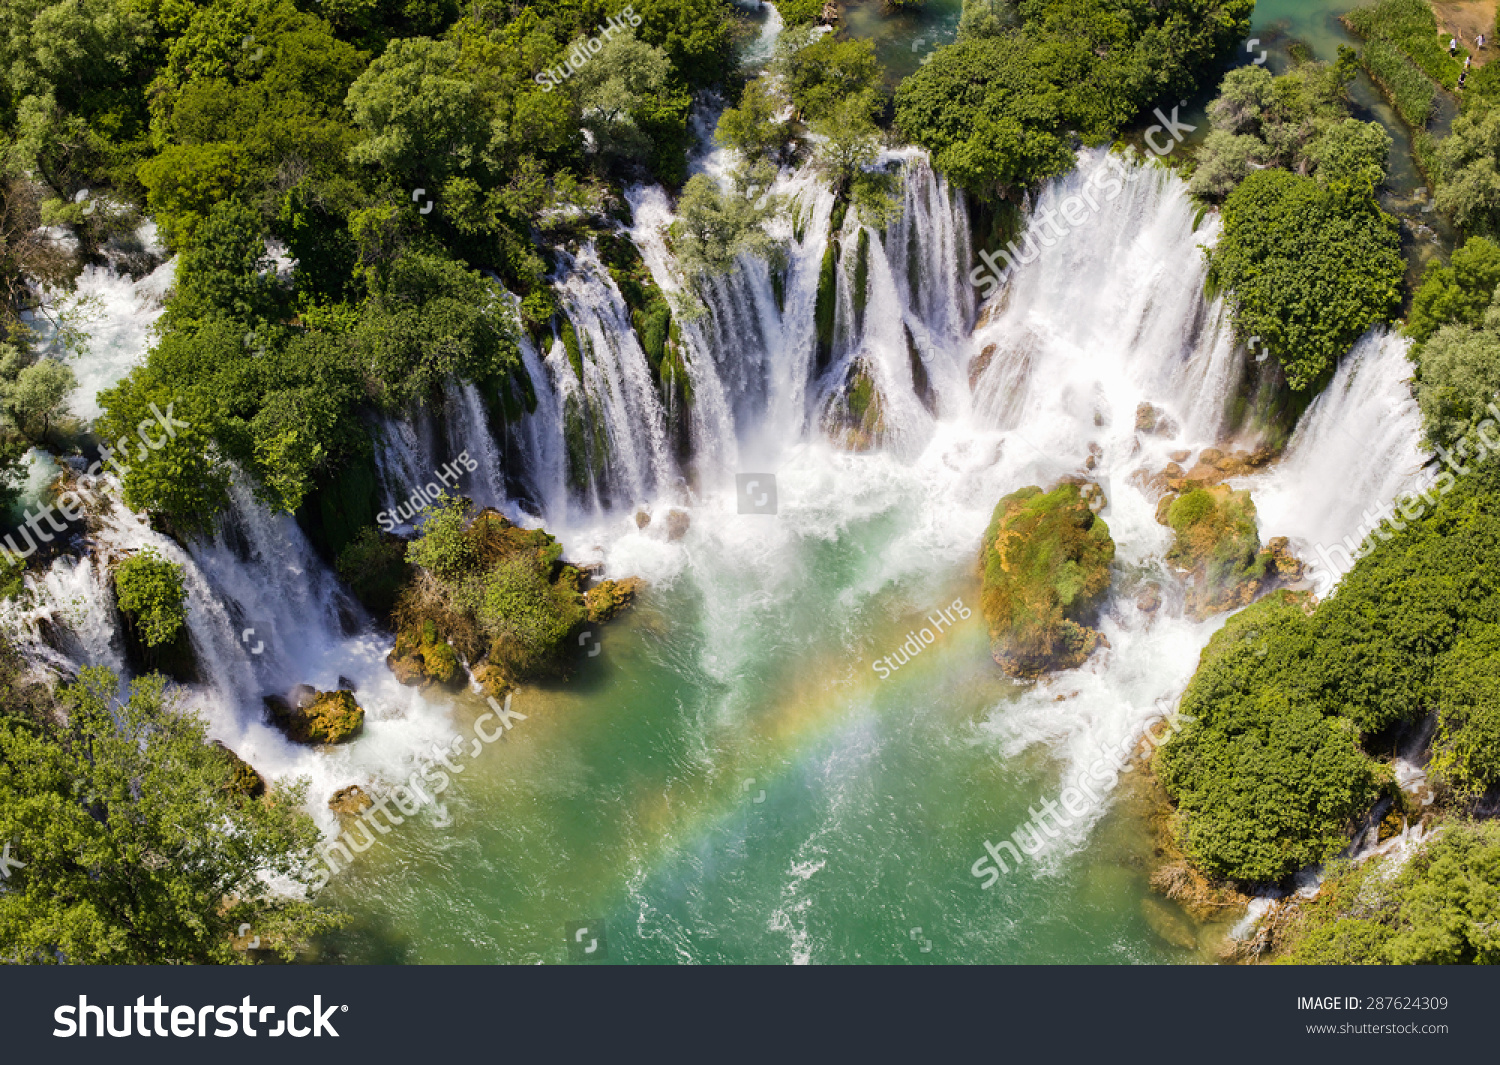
[388,617,463,688]
[824,360,887,451]
[1159,484,1297,618]
[980,483,1116,678]
[265,687,364,744]
[329,784,373,817]
[388,501,638,693]
[214,742,265,799]
[586,577,645,623]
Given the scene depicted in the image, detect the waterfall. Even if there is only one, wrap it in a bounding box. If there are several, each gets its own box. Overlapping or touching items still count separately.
[10,142,1431,877]
[1251,330,1428,562]
[10,482,457,833]
[552,244,677,513]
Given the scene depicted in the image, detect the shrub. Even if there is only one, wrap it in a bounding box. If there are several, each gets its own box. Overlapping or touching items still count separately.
[114,549,188,649]
[1276,821,1500,964]
[1206,170,1404,390]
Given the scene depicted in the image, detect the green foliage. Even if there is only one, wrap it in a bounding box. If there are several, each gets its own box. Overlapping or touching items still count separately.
[336,526,409,617]
[770,0,823,26]
[1162,463,1500,883]
[1430,631,1500,798]
[113,548,187,648]
[1361,38,1436,129]
[1407,237,1500,344]
[0,346,75,445]
[1156,592,1379,882]
[345,37,483,185]
[1277,822,1500,964]
[0,667,342,963]
[1206,170,1404,390]
[896,0,1254,198]
[404,491,476,581]
[1344,0,1463,90]
[979,483,1115,676]
[1188,59,1381,202]
[1436,101,1500,237]
[715,78,791,166]
[1411,295,1500,450]
[671,170,783,282]
[778,33,881,124]
[396,497,586,682]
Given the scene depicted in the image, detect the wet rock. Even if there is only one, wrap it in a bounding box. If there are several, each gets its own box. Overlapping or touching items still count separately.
[1136,583,1161,613]
[329,784,373,817]
[1158,484,1295,618]
[1134,403,1177,437]
[214,742,265,799]
[337,675,357,692]
[1169,449,1191,463]
[666,509,691,542]
[634,510,651,530]
[980,482,1115,678]
[586,577,645,623]
[969,343,997,392]
[387,619,463,689]
[266,688,365,745]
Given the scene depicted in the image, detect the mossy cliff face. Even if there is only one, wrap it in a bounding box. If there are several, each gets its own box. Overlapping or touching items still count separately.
[980,483,1116,678]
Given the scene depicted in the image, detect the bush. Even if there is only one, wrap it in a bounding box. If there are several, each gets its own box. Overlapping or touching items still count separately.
[1206,170,1404,390]
[1407,237,1500,343]
[1362,39,1436,129]
[896,0,1254,198]
[1277,821,1500,964]
[1344,0,1462,90]
[114,549,188,649]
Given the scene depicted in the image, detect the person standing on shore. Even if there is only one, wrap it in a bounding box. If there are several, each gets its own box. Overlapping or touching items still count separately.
[1451,35,1459,56]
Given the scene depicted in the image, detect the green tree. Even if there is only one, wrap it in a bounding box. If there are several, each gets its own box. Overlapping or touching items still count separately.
[344,36,484,184]
[569,29,680,172]
[670,170,782,282]
[0,351,75,444]
[113,548,188,647]
[715,78,790,166]
[0,667,343,963]
[1412,298,1500,449]
[1436,101,1500,236]
[1206,170,1404,390]
[1407,236,1500,344]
